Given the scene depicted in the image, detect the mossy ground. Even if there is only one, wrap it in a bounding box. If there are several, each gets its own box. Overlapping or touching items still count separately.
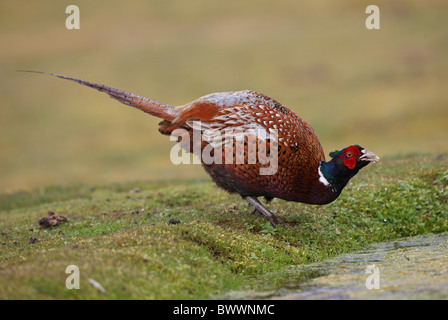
[1,154,447,299]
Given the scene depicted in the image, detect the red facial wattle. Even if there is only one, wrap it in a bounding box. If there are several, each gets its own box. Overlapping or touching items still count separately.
[340,146,362,169]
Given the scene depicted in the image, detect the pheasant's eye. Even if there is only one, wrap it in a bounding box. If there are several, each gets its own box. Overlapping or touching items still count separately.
[346,151,353,158]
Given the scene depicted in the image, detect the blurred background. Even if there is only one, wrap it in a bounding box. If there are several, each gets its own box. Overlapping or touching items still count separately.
[1,0,447,193]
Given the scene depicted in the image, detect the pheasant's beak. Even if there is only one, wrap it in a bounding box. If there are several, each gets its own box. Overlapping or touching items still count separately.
[359,149,380,164]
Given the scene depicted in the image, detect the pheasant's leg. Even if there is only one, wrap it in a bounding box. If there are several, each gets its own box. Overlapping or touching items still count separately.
[244,196,281,228]
[248,202,259,216]
[247,197,269,217]
[249,196,274,215]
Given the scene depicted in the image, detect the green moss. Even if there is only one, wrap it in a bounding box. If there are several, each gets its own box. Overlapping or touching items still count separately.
[0,154,447,299]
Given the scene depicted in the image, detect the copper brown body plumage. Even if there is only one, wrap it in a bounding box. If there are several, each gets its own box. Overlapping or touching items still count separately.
[24,71,379,227]
[161,90,335,205]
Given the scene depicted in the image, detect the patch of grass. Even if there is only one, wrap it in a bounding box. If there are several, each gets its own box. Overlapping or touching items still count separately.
[0,185,93,211]
[0,154,447,299]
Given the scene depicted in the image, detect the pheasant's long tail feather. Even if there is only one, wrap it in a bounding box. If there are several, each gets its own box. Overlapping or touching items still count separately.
[18,70,176,121]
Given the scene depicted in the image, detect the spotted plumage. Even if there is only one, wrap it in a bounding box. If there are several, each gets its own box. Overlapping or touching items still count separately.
[23,71,379,227]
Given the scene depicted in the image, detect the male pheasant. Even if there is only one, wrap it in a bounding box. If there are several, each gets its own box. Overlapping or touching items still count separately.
[24,71,379,227]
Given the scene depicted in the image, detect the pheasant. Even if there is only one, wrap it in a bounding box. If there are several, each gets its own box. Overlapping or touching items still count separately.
[23,71,379,227]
